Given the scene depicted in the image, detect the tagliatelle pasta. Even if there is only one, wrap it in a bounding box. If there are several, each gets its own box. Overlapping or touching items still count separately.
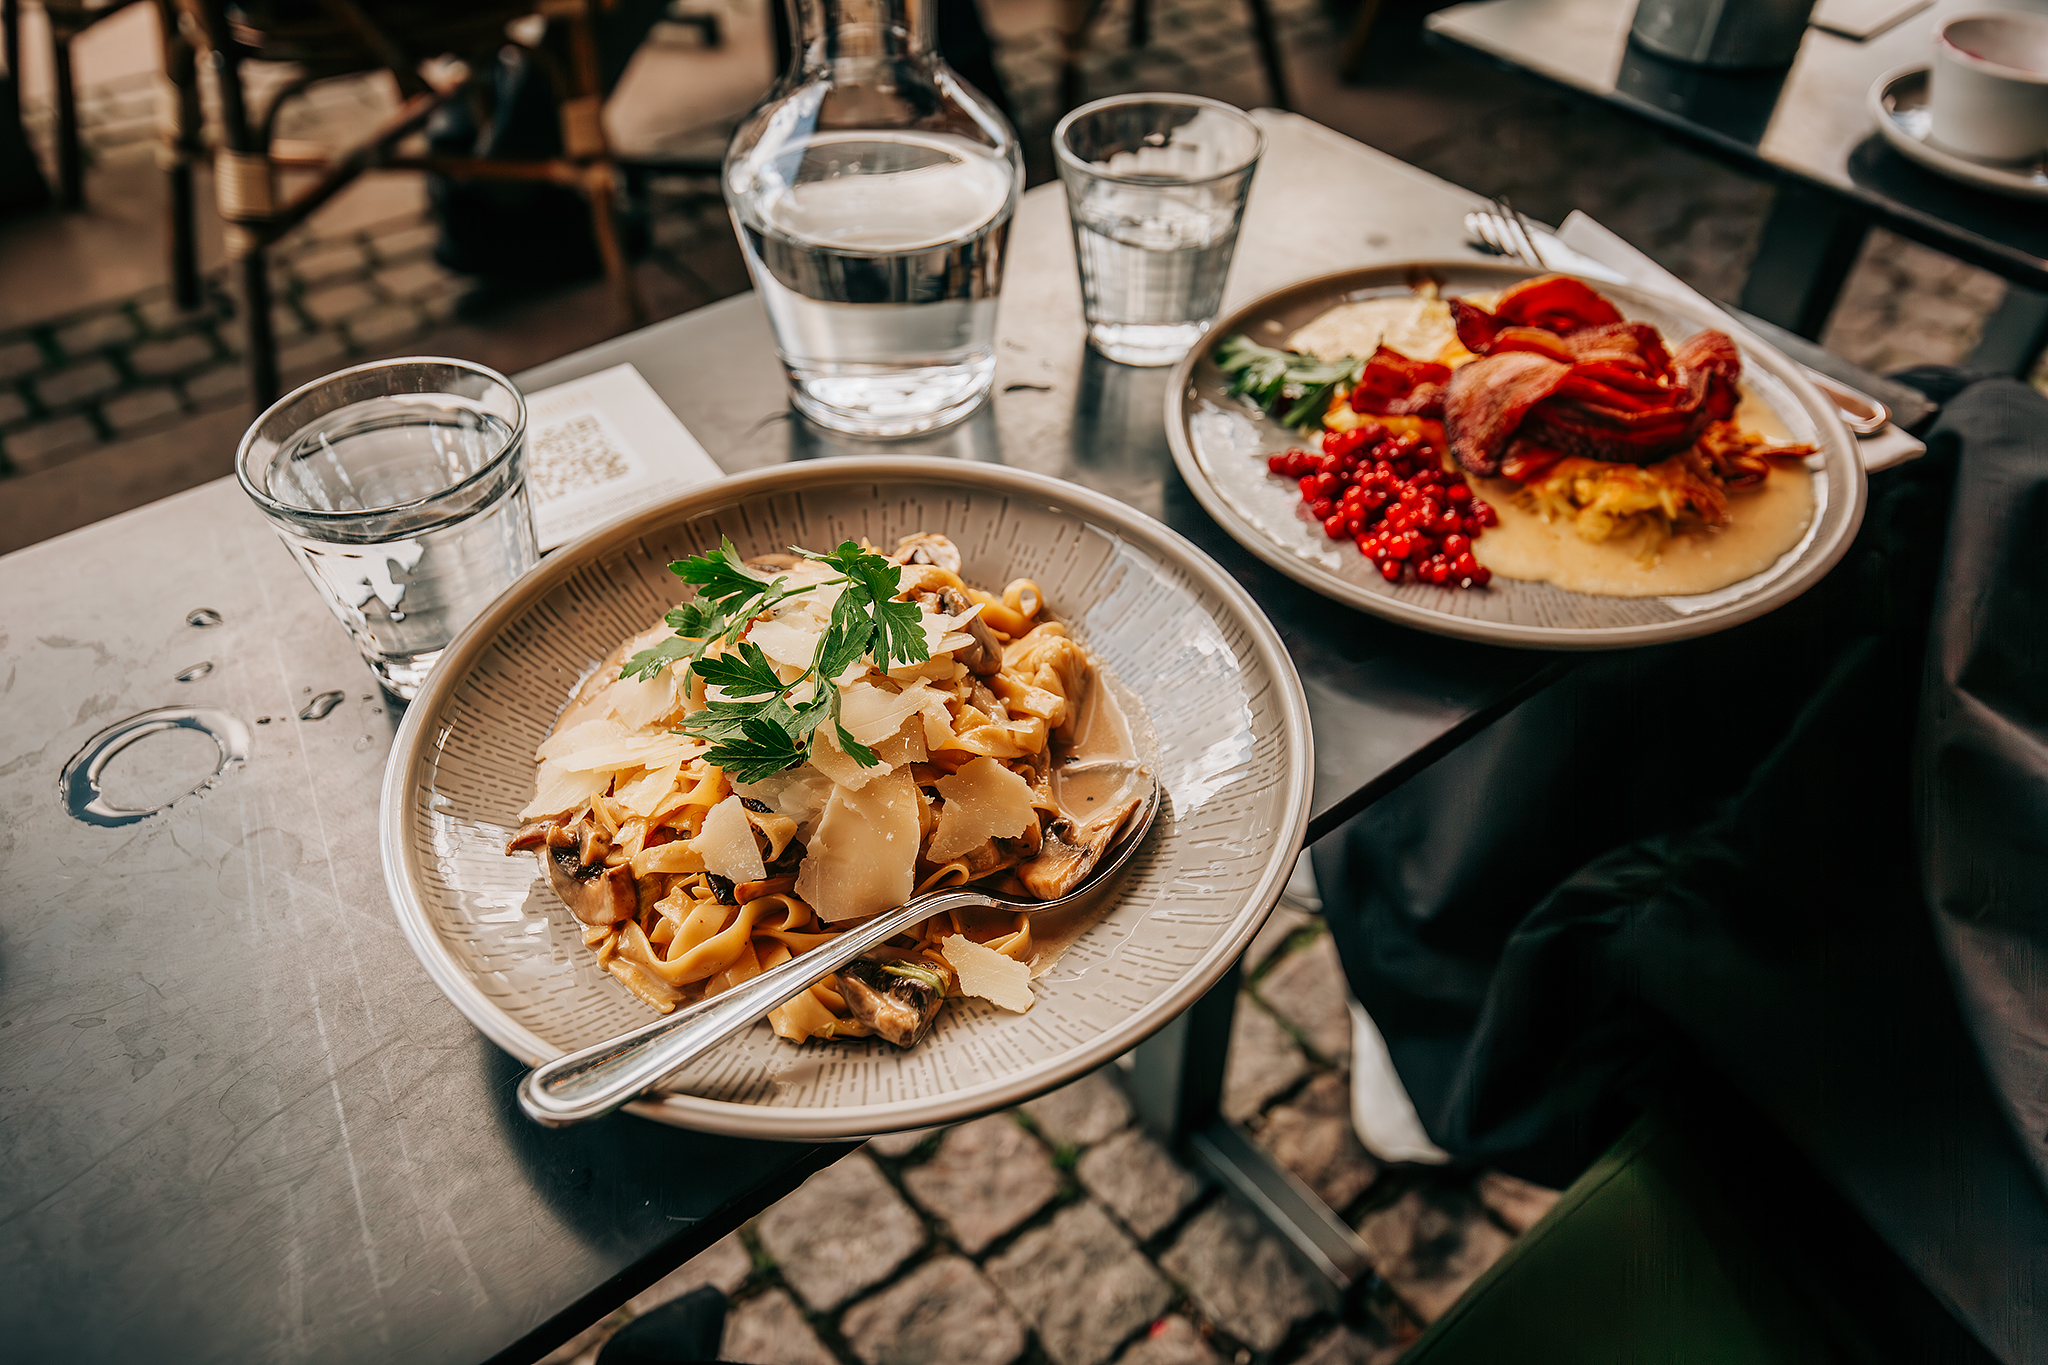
[506,532,1149,1049]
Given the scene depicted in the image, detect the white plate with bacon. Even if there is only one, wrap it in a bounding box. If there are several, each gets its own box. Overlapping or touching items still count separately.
[1168,262,1865,649]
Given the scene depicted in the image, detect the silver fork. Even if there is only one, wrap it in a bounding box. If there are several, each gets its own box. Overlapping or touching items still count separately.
[1462,201,1890,437]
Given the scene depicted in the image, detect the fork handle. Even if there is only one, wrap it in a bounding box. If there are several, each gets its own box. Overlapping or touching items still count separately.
[517,887,986,1126]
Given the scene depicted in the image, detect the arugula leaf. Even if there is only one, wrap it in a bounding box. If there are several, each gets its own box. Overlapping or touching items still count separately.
[1213,335,1364,432]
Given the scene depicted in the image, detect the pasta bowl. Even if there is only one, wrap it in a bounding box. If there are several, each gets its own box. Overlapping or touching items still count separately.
[380,459,1313,1139]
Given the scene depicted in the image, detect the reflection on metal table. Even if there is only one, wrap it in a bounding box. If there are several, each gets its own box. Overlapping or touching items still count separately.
[0,107,1895,1361]
[1426,0,2048,374]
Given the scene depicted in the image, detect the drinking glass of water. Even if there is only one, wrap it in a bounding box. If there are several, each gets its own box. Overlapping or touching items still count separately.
[1055,94,1265,367]
[236,358,537,699]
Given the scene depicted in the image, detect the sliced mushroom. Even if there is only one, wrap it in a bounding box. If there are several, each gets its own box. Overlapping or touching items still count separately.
[837,958,949,1048]
[505,818,558,853]
[888,533,962,574]
[938,586,1003,676]
[1016,792,1145,900]
[544,841,638,926]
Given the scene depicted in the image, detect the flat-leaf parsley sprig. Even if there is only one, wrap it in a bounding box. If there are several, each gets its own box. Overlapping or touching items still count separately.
[621,538,931,783]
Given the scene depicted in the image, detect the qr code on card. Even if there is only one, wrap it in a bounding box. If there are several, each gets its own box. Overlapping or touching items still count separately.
[528,412,633,501]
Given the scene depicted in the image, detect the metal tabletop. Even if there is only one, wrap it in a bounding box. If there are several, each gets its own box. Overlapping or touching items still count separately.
[1,110,1559,1363]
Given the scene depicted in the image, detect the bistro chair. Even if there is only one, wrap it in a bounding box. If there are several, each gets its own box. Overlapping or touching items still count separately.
[162,0,644,408]
[2,0,144,208]
[0,1,205,304]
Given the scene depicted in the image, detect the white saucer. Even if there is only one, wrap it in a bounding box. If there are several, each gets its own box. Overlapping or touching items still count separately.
[1869,65,2048,202]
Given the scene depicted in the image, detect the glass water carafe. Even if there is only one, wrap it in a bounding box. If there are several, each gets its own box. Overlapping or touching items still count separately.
[724,0,1022,437]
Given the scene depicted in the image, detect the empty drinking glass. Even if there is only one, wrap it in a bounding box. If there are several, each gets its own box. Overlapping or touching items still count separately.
[236,358,537,698]
[1055,94,1265,367]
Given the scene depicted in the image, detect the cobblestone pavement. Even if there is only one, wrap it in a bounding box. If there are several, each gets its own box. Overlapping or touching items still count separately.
[536,892,1559,1365]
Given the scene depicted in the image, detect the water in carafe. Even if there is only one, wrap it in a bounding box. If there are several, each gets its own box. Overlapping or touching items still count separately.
[724,0,1020,437]
[734,131,1013,436]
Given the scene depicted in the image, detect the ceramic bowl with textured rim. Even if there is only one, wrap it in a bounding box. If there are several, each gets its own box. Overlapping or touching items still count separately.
[380,459,1313,1139]
[1168,261,1866,650]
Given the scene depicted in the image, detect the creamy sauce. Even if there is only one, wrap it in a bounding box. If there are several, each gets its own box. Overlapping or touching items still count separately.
[1470,387,1815,598]
[1052,668,1143,832]
[1022,666,1153,978]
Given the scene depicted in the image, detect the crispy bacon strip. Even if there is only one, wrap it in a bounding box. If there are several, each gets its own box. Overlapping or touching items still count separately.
[1443,352,1572,476]
[1349,347,1452,412]
[1493,275,1626,333]
[1442,278,1746,473]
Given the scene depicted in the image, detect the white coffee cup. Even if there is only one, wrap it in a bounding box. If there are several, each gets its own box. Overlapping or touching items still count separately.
[1929,11,2048,163]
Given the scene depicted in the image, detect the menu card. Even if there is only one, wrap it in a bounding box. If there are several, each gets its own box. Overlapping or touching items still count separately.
[520,363,725,552]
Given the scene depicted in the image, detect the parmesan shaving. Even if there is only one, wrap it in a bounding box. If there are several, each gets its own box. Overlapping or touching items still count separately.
[927,757,1038,863]
[605,668,682,731]
[553,734,703,773]
[747,614,825,672]
[809,728,893,789]
[614,760,682,817]
[695,795,769,884]
[795,770,921,921]
[873,715,928,768]
[839,680,939,746]
[733,767,834,843]
[941,934,1035,1012]
[521,763,610,819]
[536,718,626,762]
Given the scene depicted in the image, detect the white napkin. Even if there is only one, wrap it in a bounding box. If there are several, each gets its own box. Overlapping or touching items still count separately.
[1549,212,1926,472]
[521,364,725,551]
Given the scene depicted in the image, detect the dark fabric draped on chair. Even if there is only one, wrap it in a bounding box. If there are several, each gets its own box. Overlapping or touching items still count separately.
[1315,370,2048,1361]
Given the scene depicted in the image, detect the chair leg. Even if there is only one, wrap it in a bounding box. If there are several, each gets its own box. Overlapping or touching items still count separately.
[3,0,20,120]
[241,247,278,406]
[52,31,82,208]
[158,2,202,310]
[189,0,281,408]
[1241,0,1291,110]
[584,162,642,327]
[1057,0,1114,117]
[1336,0,1384,81]
[556,3,644,328]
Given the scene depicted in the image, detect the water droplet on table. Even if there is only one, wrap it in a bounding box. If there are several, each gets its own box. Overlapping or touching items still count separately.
[60,706,251,827]
[186,608,223,628]
[299,690,346,721]
[174,661,214,683]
